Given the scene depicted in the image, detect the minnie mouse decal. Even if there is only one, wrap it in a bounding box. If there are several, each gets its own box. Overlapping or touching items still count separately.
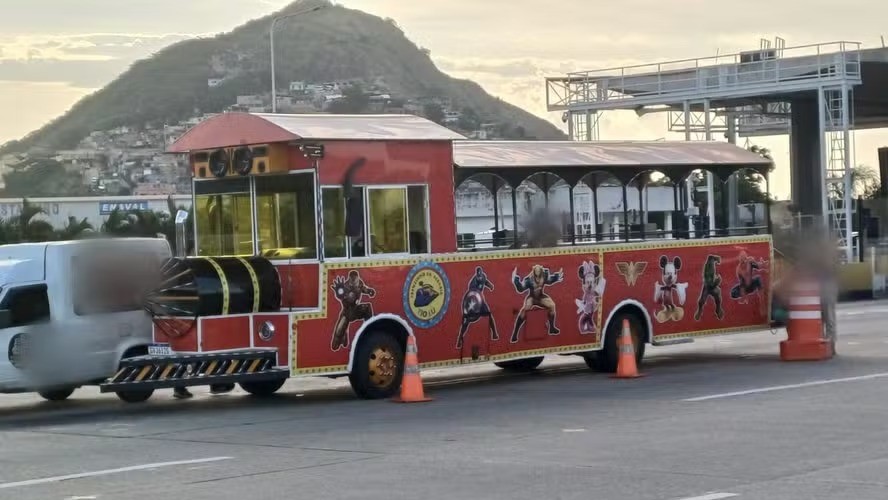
[653,255,688,323]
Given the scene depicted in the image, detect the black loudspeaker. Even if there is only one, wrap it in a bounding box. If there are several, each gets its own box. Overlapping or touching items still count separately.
[232,147,254,175]
[879,147,888,197]
[208,149,229,178]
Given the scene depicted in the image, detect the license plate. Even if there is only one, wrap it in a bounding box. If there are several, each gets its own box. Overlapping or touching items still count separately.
[148,344,172,356]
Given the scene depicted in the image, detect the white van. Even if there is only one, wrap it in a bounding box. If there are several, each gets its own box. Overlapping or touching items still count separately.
[0,238,171,401]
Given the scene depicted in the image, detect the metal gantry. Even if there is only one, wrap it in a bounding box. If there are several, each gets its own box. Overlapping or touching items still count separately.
[547,40,862,261]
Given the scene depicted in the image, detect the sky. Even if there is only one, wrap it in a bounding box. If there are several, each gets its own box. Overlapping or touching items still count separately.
[1,0,887,198]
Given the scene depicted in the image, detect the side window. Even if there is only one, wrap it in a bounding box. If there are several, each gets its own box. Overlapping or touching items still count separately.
[407,185,429,254]
[255,173,318,259]
[194,178,253,256]
[0,285,50,327]
[322,187,366,259]
[368,187,408,255]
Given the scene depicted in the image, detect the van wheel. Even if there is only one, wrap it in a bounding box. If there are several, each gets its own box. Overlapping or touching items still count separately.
[240,379,286,397]
[585,312,646,373]
[349,330,404,400]
[494,356,544,372]
[116,389,154,403]
[38,387,75,402]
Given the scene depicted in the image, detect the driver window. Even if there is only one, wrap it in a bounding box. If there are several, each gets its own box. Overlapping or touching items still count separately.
[0,285,50,327]
[194,178,253,256]
[255,173,318,259]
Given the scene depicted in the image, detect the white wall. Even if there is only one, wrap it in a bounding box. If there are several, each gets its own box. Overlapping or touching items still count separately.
[0,195,192,228]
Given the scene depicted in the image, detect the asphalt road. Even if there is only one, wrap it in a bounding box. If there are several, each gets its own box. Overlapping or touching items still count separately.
[1,301,888,500]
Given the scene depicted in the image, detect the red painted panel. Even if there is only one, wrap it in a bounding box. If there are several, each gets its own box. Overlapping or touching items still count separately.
[292,238,772,371]
[252,314,291,367]
[200,316,251,352]
[154,323,198,352]
[276,263,320,308]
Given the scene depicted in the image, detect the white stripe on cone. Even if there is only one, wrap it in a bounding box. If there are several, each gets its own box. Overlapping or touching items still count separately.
[790,296,821,306]
[789,310,822,320]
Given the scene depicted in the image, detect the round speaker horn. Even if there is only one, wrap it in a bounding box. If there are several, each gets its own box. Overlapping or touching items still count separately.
[208,149,229,178]
[233,147,254,176]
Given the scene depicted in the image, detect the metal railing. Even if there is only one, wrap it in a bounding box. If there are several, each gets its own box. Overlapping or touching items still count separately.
[547,41,862,111]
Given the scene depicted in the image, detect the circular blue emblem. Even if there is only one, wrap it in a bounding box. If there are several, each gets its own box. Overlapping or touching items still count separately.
[403,261,451,329]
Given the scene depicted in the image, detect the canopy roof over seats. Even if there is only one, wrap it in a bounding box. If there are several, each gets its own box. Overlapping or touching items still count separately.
[453,140,773,186]
[168,112,466,153]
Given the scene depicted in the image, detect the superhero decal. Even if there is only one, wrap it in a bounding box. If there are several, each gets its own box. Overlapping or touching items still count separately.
[694,255,725,321]
[575,260,605,335]
[510,265,564,343]
[731,250,768,312]
[653,256,688,323]
[456,266,498,349]
[616,261,647,287]
[330,270,376,351]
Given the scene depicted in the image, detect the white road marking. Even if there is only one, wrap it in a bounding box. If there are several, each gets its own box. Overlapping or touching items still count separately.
[562,428,586,433]
[0,456,233,490]
[847,341,860,345]
[675,493,739,500]
[684,372,888,402]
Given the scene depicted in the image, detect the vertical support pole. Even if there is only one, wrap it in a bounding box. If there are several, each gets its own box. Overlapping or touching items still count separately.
[592,177,600,242]
[568,185,576,245]
[726,112,739,231]
[817,87,830,232]
[249,174,260,256]
[638,181,645,240]
[704,99,716,236]
[585,110,593,141]
[492,177,500,233]
[622,184,630,242]
[842,84,854,262]
[683,100,696,238]
[313,161,324,263]
[765,173,773,235]
[567,113,575,141]
[511,186,519,248]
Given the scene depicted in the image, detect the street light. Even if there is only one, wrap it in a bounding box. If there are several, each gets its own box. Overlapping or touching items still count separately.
[270,5,325,113]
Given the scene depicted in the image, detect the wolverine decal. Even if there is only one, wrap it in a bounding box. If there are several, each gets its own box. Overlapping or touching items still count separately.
[694,254,725,320]
[456,266,498,349]
[330,270,376,351]
[510,265,564,343]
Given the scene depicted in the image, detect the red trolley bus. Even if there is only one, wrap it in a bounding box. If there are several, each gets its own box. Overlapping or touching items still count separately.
[101,112,774,400]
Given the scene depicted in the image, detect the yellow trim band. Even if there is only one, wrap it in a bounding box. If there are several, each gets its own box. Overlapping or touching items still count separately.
[203,257,229,315]
[237,257,261,313]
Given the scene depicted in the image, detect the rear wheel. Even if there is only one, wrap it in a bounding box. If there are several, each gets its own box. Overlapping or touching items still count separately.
[349,330,404,400]
[116,389,154,403]
[494,356,544,372]
[38,387,75,402]
[585,312,646,373]
[240,379,286,397]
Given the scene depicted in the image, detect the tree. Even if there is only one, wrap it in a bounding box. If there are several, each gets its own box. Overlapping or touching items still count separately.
[57,216,94,240]
[328,84,369,114]
[850,165,881,200]
[422,103,445,124]
[0,199,56,244]
[457,107,481,131]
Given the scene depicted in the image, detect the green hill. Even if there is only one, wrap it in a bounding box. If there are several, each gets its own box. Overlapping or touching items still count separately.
[1,0,564,154]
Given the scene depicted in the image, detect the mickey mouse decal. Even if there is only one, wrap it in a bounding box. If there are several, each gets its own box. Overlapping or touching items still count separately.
[653,255,688,323]
[575,260,605,335]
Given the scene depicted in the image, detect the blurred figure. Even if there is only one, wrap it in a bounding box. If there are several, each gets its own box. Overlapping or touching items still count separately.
[522,208,561,248]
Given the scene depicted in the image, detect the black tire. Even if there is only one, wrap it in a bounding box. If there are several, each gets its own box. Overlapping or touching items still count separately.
[349,330,404,400]
[494,356,544,372]
[38,387,75,402]
[116,389,154,403]
[584,312,646,373]
[239,379,286,397]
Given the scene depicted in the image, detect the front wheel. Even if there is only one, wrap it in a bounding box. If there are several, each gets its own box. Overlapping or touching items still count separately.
[38,387,75,402]
[494,357,544,372]
[585,312,645,373]
[349,330,404,400]
[116,389,154,403]
[240,379,286,397]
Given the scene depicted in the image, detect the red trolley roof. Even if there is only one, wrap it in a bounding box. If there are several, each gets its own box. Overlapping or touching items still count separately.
[168,112,466,153]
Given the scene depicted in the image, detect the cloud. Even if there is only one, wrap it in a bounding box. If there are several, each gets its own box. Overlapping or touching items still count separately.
[0,33,198,62]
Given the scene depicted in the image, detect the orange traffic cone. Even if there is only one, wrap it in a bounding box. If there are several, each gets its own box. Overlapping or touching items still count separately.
[392,335,433,403]
[611,319,644,379]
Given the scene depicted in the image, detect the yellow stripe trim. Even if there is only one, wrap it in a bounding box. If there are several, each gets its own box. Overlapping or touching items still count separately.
[237,257,260,313]
[226,360,241,374]
[205,360,218,376]
[159,364,175,380]
[134,365,152,382]
[203,257,229,315]
[247,358,262,373]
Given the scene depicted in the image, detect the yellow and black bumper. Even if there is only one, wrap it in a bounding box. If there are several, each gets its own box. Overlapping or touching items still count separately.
[100,348,288,393]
